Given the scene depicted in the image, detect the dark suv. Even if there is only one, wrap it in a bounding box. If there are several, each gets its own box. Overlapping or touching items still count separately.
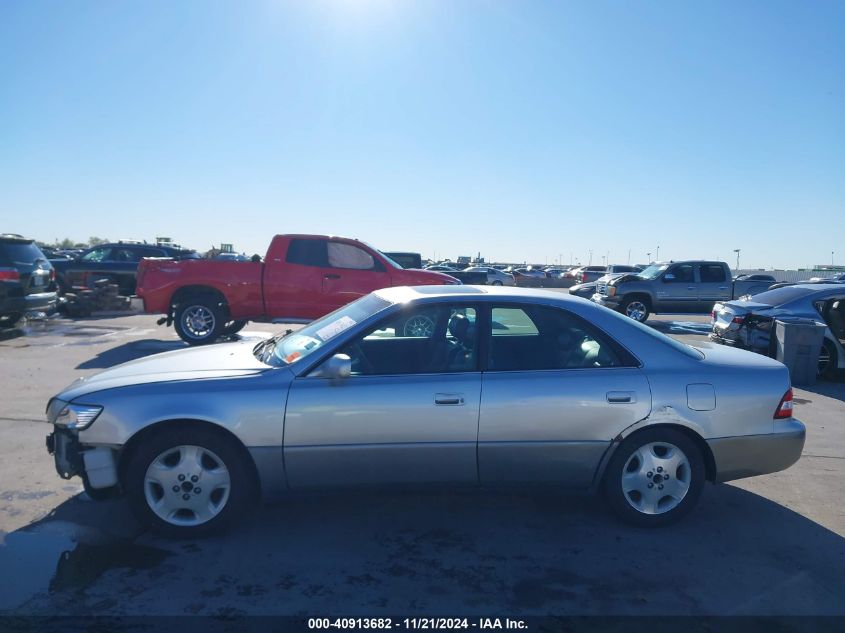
[52,242,198,295]
[0,234,58,326]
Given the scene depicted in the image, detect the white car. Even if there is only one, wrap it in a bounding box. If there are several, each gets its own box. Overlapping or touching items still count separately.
[464,266,515,286]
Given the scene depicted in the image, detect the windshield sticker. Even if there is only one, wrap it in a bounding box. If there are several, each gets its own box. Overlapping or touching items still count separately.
[315,316,357,341]
[285,351,301,364]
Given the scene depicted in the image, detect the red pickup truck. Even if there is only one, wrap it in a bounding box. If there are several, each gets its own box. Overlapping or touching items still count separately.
[137,234,459,344]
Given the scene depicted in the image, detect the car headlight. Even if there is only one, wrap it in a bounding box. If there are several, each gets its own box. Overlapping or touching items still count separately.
[55,404,103,430]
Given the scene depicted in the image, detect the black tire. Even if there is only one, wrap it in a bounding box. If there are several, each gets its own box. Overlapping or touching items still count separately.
[603,427,705,528]
[491,280,503,286]
[620,295,651,322]
[0,312,23,327]
[173,297,227,345]
[818,339,838,379]
[221,320,248,337]
[124,426,254,537]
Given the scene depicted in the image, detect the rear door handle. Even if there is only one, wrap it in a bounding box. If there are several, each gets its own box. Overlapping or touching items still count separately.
[607,391,635,404]
[435,393,464,405]
[324,273,341,280]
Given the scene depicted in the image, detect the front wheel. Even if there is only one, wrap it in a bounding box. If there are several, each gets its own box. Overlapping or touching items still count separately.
[174,299,226,345]
[603,428,705,527]
[491,280,503,286]
[621,296,651,322]
[125,427,254,537]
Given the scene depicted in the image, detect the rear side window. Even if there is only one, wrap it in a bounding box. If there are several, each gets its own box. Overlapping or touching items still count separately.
[327,242,380,270]
[286,239,327,267]
[488,305,635,371]
[0,241,45,266]
[700,264,727,282]
[112,248,142,262]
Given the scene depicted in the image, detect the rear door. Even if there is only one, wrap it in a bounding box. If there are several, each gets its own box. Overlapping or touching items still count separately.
[697,263,731,311]
[320,241,392,311]
[479,304,651,488]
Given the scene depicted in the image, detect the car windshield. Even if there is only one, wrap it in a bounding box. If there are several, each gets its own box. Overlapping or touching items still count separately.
[257,294,392,366]
[636,264,669,280]
[745,286,818,307]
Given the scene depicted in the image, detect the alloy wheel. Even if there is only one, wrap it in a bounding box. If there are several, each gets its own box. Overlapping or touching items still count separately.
[621,442,691,515]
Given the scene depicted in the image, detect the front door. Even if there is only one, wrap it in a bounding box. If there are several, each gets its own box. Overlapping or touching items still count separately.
[656,263,697,312]
[283,303,481,489]
[479,305,652,488]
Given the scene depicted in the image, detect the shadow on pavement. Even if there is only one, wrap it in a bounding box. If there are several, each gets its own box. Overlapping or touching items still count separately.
[799,375,845,404]
[4,483,844,616]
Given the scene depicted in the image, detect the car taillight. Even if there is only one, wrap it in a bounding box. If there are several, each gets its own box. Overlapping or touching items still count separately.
[50,269,55,281]
[0,268,20,281]
[774,388,793,419]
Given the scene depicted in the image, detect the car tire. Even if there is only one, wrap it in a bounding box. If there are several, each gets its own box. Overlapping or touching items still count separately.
[124,426,254,537]
[620,296,651,322]
[818,339,838,379]
[603,427,705,528]
[0,312,23,327]
[491,280,503,286]
[221,320,248,337]
[174,298,226,345]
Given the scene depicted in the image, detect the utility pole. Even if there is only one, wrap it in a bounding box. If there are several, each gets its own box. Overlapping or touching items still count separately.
[733,248,741,272]
[627,249,631,265]
[647,252,651,264]
[656,245,660,262]
[588,250,593,265]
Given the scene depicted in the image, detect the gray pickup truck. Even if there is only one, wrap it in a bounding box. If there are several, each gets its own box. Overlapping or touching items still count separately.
[591,260,775,322]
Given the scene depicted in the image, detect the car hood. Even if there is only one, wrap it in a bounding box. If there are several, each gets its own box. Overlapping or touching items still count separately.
[58,340,271,401]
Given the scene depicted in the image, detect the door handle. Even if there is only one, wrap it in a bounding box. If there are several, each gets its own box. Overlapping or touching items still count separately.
[606,391,635,404]
[718,286,728,290]
[435,393,464,405]
[687,286,696,290]
[324,273,341,280]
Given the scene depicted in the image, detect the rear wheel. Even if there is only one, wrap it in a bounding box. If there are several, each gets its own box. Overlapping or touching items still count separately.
[174,298,226,345]
[818,339,838,379]
[491,280,503,286]
[221,320,248,337]
[125,427,254,537]
[603,428,705,527]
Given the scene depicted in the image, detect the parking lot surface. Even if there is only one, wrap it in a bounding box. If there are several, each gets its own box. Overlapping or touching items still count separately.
[1,309,844,616]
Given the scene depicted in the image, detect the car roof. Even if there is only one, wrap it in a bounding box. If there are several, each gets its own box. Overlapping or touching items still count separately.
[373,284,589,305]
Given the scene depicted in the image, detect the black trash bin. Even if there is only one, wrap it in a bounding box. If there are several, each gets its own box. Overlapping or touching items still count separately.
[774,319,827,386]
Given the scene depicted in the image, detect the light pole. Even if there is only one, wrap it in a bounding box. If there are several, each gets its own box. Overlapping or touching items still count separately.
[588,250,593,265]
[833,251,835,266]
[733,248,741,272]
[656,245,660,262]
[647,252,651,263]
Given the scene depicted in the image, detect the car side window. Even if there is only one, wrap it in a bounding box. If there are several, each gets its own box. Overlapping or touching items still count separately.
[113,248,142,262]
[700,264,726,283]
[327,242,380,271]
[80,247,112,262]
[665,264,694,283]
[286,239,327,267]
[341,306,478,375]
[488,305,629,371]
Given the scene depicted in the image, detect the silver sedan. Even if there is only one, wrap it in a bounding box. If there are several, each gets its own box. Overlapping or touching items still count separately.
[45,286,805,536]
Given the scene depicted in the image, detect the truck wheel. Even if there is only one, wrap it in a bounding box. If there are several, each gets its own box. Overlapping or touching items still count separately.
[621,296,651,322]
[222,320,248,337]
[174,299,226,345]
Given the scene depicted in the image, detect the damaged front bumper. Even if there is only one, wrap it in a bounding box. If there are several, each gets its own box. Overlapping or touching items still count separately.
[46,428,119,490]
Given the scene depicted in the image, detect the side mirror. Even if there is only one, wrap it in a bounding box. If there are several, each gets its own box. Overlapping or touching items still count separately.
[314,354,352,379]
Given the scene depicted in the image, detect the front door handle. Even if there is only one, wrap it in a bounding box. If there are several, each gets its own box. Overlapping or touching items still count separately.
[435,393,464,405]
[324,273,341,280]
[607,391,635,404]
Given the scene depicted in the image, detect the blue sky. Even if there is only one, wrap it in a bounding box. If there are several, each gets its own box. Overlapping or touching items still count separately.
[1,1,843,269]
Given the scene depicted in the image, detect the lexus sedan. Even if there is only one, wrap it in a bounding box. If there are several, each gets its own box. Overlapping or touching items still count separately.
[45,286,804,536]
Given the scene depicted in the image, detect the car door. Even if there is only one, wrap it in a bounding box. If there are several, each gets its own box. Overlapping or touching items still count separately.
[283,303,482,489]
[655,263,697,312]
[697,263,731,311]
[263,238,328,320]
[320,241,393,311]
[479,304,651,488]
[67,246,114,287]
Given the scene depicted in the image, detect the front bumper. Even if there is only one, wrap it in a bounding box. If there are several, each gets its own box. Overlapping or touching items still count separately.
[591,294,621,309]
[707,418,806,482]
[46,428,119,489]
